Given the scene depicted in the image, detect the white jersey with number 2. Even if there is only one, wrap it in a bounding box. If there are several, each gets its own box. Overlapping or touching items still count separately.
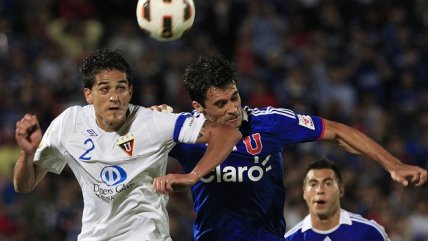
[33,104,205,241]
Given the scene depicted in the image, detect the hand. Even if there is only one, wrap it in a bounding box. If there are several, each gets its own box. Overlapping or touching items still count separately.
[149,104,174,113]
[153,172,198,195]
[15,114,42,155]
[390,163,427,187]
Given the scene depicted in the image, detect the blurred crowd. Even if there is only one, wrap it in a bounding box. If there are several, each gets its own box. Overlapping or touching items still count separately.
[0,0,428,240]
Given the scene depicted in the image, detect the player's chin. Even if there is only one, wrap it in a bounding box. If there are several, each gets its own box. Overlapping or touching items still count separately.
[106,113,126,125]
[229,119,242,128]
[108,108,126,117]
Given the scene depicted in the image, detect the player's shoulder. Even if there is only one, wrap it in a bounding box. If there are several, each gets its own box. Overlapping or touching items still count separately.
[347,210,389,240]
[62,105,83,113]
[245,106,296,120]
[54,105,85,121]
[44,105,87,136]
[348,211,382,228]
[134,105,192,119]
[284,220,305,240]
[128,105,167,123]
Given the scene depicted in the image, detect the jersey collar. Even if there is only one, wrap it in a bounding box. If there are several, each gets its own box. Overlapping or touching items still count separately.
[240,107,251,137]
[301,209,352,232]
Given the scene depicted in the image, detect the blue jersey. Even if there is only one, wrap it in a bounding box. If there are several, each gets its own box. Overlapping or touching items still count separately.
[170,106,324,241]
[284,209,390,241]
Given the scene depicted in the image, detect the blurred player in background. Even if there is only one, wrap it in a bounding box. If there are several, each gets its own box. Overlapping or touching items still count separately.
[284,158,390,241]
[13,49,241,241]
[154,55,427,241]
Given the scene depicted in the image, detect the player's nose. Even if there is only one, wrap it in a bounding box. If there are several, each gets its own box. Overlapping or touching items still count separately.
[226,102,239,113]
[109,92,119,102]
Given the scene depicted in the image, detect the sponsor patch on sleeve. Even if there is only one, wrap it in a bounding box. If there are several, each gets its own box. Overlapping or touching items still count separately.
[297,114,315,130]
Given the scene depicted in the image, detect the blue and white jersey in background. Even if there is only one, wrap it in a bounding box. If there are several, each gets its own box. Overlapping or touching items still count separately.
[284,209,390,241]
[34,104,205,241]
[170,106,325,241]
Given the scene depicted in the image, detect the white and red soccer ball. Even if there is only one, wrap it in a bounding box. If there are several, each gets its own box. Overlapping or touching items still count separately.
[136,0,195,41]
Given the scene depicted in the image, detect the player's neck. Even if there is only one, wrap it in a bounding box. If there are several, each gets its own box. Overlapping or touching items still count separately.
[310,208,341,231]
[95,110,130,132]
[98,121,121,132]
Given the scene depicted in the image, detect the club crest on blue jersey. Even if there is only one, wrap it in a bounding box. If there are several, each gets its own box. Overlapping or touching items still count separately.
[117,133,135,156]
[243,133,263,155]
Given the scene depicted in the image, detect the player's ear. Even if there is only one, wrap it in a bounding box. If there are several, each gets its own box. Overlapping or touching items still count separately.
[84,88,93,104]
[302,181,309,201]
[192,101,205,114]
[129,85,133,98]
[303,188,309,202]
[339,184,344,197]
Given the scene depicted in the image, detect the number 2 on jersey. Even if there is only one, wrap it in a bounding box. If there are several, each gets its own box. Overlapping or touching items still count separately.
[79,138,95,160]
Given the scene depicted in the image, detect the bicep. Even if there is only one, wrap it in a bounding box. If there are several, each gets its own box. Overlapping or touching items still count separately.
[194,121,242,145]
[322,119,364,141]
[194,120,210,144]
[320,119,364,154]
[320,119,338,141]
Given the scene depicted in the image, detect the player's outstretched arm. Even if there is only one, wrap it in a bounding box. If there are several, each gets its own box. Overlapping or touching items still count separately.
[153,120,242,194]
[14,114,48,193]
[322,119,427,187]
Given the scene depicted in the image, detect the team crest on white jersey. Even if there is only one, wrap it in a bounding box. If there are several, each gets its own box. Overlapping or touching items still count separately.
[117,133,135,156]
[297,114,315,130]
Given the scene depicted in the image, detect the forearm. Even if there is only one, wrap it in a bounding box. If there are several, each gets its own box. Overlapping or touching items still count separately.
[323,120,427,187]
[191,126,242,180]
[13,151,37,192]
[330,121,403,171]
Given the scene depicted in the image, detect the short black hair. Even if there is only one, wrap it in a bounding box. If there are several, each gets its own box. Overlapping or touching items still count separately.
[303,158,343,185]
[79,49,133,89]
[182,55,237,106]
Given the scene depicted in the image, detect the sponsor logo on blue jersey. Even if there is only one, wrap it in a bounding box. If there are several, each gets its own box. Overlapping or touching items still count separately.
[201,155,272,183]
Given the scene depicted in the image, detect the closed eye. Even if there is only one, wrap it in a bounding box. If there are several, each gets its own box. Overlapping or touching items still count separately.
[215,101,227,109]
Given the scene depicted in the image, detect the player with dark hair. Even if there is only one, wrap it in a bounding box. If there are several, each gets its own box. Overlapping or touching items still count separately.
[13,49,241,241]
[284,158,390,241]
[153,55,427,241]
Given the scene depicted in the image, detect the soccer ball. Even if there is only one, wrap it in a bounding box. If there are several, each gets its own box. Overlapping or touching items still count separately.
[136,0,195,41]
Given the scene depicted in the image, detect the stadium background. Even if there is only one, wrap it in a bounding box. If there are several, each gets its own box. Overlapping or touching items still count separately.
[0,0,427,240]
